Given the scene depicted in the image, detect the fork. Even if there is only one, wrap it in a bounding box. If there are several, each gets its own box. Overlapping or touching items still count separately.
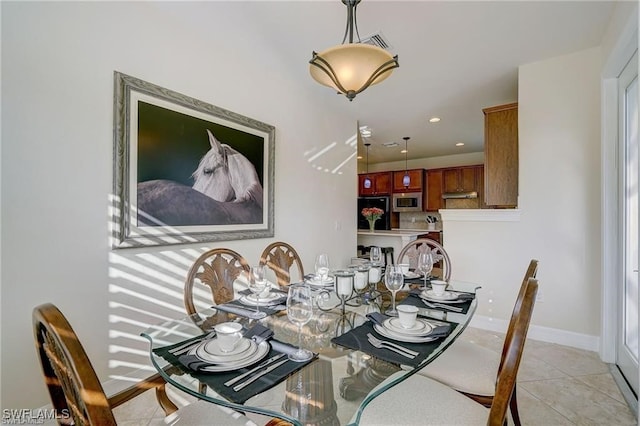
[420,299,463,313]
[367,333,417,359]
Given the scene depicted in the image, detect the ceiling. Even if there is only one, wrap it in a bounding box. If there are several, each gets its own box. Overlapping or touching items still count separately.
[180,1,616,165]
[242,1,615,165]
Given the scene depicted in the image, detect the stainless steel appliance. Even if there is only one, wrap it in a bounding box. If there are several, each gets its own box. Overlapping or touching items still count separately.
[357,196,391,230]
[392,193,422,212]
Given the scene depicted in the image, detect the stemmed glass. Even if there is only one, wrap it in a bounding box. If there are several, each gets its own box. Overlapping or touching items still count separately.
[417,252,434,292]
[369,246,382,264]
[248,265,268,314]
[384,265,404,316]
[287,284,314,362]
[314,253,330,282]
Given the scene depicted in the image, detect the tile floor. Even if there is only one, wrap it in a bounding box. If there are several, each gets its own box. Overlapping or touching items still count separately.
[113,327,638,425]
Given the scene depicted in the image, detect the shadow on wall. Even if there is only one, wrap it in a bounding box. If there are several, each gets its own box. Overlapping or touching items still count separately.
[106,210,219,388]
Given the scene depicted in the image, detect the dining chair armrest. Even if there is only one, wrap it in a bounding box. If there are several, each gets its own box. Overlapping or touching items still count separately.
[104,369,178,415]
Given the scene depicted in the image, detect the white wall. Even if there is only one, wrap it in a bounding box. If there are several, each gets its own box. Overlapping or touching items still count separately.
[1,2,357,409]
[442,47,602,348]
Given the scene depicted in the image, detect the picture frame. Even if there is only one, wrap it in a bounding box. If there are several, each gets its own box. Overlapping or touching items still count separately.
[112,71,275,249]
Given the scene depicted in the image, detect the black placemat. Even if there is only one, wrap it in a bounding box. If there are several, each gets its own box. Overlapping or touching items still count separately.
[331,318,456,368]
[154,336,316,403]
[400,288,475,314]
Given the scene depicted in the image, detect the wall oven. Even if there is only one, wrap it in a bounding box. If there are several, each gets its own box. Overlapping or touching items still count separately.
[392,193,423,212]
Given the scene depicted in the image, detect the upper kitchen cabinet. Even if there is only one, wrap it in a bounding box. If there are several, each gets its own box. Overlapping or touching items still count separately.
[392,169,424,193]
[425,169,444,211]
[483,103,518,207]
[443,166,480,194]
[358,172,392,196]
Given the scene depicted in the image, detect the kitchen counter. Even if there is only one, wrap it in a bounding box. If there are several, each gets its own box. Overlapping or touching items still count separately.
[357,229,425,263]
[356,229,426,237]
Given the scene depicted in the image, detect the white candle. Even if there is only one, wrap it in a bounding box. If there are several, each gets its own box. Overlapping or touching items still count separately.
[336,275,352,296]
[369,267,381,283]
[354,270,368,290]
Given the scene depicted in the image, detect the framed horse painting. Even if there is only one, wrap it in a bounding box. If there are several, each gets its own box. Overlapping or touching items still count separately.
[112,71,275,248]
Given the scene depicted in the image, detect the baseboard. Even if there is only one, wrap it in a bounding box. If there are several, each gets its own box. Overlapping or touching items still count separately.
[470,314,600,352]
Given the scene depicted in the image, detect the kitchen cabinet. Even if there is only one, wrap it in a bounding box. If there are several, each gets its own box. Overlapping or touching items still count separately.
[483,102,518,207]
[358,172,391,196]
[425,169,444,211]
[443,166,481,194]
[392,169,424,193]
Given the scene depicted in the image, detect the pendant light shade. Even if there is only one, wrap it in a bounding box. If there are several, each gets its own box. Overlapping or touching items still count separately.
[403,137,410,187]
[363,142,372,189]
[309,0,399,101]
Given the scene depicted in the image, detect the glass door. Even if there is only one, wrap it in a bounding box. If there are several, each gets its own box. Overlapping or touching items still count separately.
[617,50,639,395]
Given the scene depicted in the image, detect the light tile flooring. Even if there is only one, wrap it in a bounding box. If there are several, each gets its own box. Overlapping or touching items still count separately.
[113,327,638,425]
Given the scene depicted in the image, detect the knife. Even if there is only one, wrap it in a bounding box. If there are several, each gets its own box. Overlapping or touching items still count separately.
[223,353,286,387]
[232,358,289,392]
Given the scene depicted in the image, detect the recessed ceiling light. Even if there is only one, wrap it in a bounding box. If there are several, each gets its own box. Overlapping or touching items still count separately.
[429,117,441,123]
[357,155,363,159]
[456,142,465,146]
[359,126,372,138]
[400,149,408,154]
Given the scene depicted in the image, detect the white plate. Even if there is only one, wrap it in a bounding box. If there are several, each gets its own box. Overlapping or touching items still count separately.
[421,290,466,304]
[403,271,422,279]
[195,341,270,372]
[306,276,335,286]
[194,338,256,363]
[374,324,439,343]
[383,318,433,336]
[239,292,285,306]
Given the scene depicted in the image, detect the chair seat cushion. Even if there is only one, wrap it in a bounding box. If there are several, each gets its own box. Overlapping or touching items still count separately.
[417,340,499,396]
[167,400,258,426]
[358,374,489,425]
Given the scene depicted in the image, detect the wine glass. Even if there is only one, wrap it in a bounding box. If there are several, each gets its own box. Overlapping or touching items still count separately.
[314,253,330,282]
[287,284,314,362]
[417,251,434,292]
[384,265,404,316]
[248,265,268,314]
[369,246,382,264]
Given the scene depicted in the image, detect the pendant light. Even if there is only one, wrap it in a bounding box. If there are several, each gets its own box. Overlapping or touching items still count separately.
[309,0,399,101]
[363,143,372,189]
[402,137,410,187]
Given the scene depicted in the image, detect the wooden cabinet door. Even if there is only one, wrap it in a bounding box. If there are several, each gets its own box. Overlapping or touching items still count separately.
[392,169,423,192]
[375,172,391,195]
[483,103,518,206]
[442,169,460,193]
[359,175,374,196]
[459,167,477,192]
[426,169,443,211]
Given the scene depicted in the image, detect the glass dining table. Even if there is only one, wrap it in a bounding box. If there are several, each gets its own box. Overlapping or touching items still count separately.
[141,279,480,426]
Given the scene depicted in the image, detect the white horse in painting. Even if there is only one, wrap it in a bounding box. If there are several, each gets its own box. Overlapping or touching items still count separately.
[191,130,263,208]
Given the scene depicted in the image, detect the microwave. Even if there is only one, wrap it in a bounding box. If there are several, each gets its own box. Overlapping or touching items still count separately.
[392,192,423,212]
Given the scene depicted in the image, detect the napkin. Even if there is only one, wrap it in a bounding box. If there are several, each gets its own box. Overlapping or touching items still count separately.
[177,354,216,372]
[243,324,300,356]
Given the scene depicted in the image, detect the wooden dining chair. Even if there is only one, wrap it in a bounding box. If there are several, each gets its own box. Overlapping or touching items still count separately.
[397,238,452,281]
[357,278,539,426]
[259,241,304,288]
[33,303,257,426]
[184,248,251,317]
[416,259,539,426]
